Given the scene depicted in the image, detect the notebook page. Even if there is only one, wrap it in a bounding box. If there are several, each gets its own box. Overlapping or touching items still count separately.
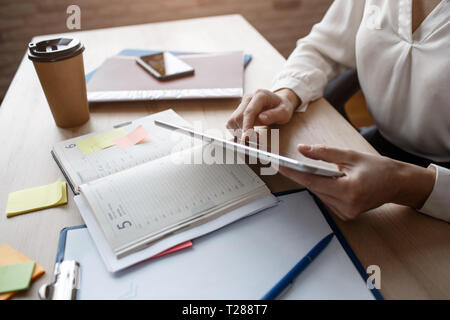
[80,148,270,257]
[73,194,277,272]
[52,109,191,191]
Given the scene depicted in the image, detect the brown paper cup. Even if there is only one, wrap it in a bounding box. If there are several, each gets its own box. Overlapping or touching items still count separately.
[28,37,89,128]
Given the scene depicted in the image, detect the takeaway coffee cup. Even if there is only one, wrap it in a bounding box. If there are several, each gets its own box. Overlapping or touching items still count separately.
[28,37,89,128]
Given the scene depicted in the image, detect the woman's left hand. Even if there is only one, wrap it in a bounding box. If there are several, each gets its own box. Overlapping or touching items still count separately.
[278,144,436,220]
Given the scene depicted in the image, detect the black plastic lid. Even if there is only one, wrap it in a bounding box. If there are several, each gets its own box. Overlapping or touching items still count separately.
[28,37,84,62]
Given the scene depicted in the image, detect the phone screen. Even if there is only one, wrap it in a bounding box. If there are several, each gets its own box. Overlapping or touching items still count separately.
[137,52,194,80]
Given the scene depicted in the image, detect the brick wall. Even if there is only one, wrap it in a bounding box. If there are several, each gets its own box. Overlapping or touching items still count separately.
[0,0,332,102]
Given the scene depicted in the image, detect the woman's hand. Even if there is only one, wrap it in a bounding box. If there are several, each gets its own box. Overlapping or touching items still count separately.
[226,88,301,140]
[279,144,436,220]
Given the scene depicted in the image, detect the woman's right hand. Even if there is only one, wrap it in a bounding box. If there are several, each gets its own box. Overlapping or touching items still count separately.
[226,88,301,140]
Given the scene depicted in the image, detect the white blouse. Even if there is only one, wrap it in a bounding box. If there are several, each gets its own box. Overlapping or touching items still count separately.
[272,0,450,221]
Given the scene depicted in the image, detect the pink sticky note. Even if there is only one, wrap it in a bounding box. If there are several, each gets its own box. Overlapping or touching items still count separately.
[114,125,149,149]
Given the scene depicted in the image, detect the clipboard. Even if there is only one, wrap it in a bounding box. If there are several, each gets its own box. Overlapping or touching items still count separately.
[46,190,383,300]
[279,189,383,300]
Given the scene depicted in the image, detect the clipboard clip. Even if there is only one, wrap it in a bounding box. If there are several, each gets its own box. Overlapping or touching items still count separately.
[39,260,80,300]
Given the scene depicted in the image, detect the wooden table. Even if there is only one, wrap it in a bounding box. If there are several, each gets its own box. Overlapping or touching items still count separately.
[1,14,449,300]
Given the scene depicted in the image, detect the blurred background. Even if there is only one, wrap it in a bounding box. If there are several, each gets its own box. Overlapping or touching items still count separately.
[0,0,371,126]
[0,0,332,101]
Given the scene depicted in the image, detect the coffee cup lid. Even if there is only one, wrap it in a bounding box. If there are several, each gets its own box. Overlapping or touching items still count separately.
[28,37,84,62]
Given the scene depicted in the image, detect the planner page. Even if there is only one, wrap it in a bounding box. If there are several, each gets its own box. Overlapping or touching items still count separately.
[79,147,271,258]
[52,109,191,192]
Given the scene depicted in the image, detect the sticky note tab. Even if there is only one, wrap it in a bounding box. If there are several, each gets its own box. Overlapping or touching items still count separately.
[0,244,45,300]
[0,261,35,294]
[114,125,149,150]
[6,179,68,218]
[76,128,128,155]
[151,241,192,259]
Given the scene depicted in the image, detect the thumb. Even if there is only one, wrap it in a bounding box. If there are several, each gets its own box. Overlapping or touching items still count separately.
[297,144,354,164]
[258,106,292,125]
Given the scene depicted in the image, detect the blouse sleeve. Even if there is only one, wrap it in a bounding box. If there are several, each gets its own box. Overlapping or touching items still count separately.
[419,164,450,222]
[271,0,366,111]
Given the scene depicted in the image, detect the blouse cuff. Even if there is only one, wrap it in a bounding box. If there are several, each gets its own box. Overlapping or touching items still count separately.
[271,76,315,112]
[419,164,450,222]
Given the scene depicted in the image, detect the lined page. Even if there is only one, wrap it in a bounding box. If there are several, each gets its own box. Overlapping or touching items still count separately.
[80,148,269,257]
[52,109,191,190]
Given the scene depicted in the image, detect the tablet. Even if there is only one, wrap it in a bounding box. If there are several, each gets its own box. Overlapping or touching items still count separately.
[154,120,343,177]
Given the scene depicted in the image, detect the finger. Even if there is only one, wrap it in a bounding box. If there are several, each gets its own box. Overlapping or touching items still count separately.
[242,90,280,133]
[278,165,340,196]
[240,128,258,145]
[257,104,292,125]
[226,114,240,131]
[226,94,253,130]
[297,144,358,164]
[230,127,242,139]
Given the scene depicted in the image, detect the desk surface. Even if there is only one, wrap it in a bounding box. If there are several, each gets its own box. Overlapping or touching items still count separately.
[0,14,449,300]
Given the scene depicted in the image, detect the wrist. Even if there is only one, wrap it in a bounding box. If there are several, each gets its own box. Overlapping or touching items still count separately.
[274,88,301,111]
[392,160,436,209]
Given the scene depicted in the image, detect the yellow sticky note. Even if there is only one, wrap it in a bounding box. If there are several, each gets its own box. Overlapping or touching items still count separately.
[0,244,45,300]
[76,128,128,155]
[6,179,67,218]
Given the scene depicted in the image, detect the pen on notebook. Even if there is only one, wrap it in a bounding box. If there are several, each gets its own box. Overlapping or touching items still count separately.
[262,233,334,300]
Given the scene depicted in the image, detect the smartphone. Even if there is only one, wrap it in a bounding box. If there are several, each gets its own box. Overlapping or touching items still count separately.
[136,52,194,81]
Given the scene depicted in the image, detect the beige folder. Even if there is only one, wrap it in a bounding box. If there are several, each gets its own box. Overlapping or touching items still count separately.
[87,51,244,102]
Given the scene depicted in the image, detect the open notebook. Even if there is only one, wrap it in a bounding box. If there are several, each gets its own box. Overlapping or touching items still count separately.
[52,110,275,260]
